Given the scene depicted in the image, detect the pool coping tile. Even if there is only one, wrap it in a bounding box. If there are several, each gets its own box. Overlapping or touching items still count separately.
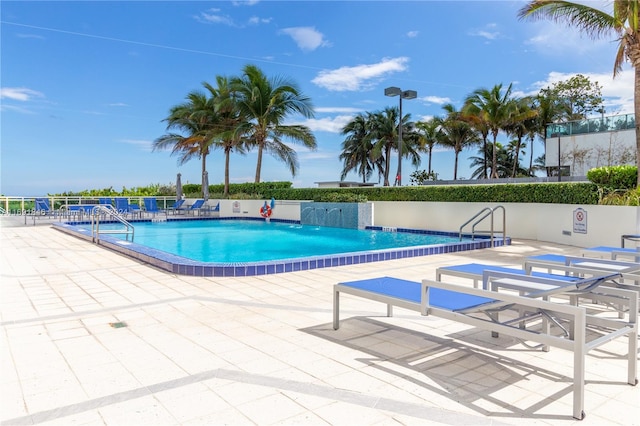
[52,219,510,277]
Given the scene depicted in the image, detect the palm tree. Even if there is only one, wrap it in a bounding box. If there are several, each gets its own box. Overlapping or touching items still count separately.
[505,139,530,176]
[368,107,421,186]
[204,77,248,197]
[465,83,515,178]
[518,0,640,186]
[462,102,491,179]
[414,119,440,175]
[527,93,564,175]
[504,96,538,177]
[435,104,480,180]
[231,64,317,183]
[339,113,380,183]
[470,142,528,179]
[153,90,217,198]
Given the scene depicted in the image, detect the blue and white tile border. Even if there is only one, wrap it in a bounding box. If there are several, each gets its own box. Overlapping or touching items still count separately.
[52,218,510,277]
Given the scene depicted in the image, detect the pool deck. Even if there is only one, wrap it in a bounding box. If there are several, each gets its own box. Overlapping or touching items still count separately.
[1,218,638,425]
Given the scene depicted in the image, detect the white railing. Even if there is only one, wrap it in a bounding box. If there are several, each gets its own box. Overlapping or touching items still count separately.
[0,196,182,217]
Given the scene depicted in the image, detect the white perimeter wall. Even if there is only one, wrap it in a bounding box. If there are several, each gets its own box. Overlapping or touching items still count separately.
[212,199,639,248]
[373,202,639,248]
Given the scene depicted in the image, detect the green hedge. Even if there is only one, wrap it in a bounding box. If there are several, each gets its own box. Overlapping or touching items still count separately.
[586,165,637,191]
[182,181,293,197]
[261,182,599,204]
[49,180,600,204]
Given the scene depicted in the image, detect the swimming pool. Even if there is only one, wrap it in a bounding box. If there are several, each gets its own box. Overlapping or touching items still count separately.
[53,218,509,276]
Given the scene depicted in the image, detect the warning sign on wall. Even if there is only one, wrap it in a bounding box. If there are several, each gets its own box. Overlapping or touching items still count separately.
[573,208,587,234]
[232,201,241,213]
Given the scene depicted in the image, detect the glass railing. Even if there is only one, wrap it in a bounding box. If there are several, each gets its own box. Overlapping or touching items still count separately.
[546,113,635,138]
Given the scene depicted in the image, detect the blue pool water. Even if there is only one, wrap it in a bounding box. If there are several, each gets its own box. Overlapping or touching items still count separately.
[85,219,469,263]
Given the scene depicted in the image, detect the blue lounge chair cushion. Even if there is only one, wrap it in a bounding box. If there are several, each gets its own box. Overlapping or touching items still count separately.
[35,198,51,212]
[190,199,205,209]
[339,277,496,311]
[586,246,640,254]
[143,197,162,212]
[528,254,567,263]
[440,263,577,282]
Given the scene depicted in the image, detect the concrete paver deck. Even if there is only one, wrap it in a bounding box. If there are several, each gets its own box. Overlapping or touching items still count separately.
[1,220,638,425]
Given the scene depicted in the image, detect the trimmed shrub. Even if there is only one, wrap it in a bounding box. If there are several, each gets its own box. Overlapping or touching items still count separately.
[263,182,599,204]
[587,165,637,190]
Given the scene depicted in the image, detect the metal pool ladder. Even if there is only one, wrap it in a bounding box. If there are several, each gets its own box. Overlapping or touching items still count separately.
[459,205,505,247]
[91,205,134,243]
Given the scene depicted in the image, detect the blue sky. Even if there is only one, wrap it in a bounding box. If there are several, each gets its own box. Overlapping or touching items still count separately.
[1,0,634,196]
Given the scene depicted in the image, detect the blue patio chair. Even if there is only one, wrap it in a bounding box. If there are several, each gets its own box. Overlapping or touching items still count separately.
[114,197,141,218]
[186,199,205,215]
[581,246,640,262]
[98,197,113,206]
[29,197,59,224]
[143,197,167,218]
[332,273,636,421]
[435,262,579,289]
[34,198,53,215]
[170,199,186,214]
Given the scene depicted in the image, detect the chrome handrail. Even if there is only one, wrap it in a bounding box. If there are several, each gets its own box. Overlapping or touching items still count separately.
[91,205,134,243]
[460,205,506,247]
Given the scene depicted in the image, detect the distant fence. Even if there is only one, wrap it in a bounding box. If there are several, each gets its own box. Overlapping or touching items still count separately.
[0,196,182,216]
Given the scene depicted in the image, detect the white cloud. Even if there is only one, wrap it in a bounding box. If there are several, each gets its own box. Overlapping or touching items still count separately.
[416,114,436,122]
[0,104,34,114]
[120,139,153,152]
[469,23,500,40]
[290,114,355,133]
[421,95,451,105]
[196,9,235,26]
[528,68,634,114]
[0,87,44,101]
[108,102,129,107]
[523,21,611,55]
[232,0,259,6]
[17,33,45,40]
[315,107,363,114]
[280,27,329,52]
[312,57,409,92]
[406,30,419,38]
[248,16,271,25]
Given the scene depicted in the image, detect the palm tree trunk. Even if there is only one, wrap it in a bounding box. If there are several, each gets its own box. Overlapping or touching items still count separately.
[201,155,207,194]
[512,137,522,178]
[453,151,459,180]
[224,148,230,196]
[255,144,264,183]
[428,148,432,175]
[383,145,392,186]
[491,133,499,179]
[528,135,535,176]
[483,138,488,179]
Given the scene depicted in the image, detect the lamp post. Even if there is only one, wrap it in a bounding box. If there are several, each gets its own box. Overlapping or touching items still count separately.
[558,131,561,182]
[555,120,564,182]
[385,86,417,186]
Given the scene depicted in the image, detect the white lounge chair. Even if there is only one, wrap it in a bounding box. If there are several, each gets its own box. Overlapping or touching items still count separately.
[333,275,637,420]
[435,262,579,289]
[580,245,640,262]
[523,254,640,291]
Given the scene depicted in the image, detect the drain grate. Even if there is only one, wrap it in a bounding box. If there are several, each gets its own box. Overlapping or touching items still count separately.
[109,321,127,328]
